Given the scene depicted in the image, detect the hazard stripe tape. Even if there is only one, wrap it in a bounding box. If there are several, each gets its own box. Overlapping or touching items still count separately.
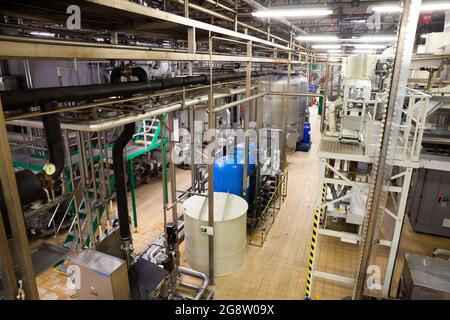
[305,208,321,299]
[319,184,327,222]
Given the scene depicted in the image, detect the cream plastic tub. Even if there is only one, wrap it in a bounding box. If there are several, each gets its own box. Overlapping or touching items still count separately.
[183,192,248,276]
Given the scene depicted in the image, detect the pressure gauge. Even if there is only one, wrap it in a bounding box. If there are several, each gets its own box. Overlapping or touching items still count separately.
[44,163,56,176]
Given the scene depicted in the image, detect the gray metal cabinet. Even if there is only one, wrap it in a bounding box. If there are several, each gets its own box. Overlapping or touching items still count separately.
[407,168,450,237]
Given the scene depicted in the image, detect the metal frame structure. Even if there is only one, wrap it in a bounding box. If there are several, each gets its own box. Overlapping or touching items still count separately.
[306,0,428,299]
[308,88,430,299]
[0,0,323,300]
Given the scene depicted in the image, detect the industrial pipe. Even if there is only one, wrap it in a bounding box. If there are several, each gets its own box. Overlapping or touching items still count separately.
[0,101,66,236]
[178,266,210,300]
[41,102,65,179]
[0,71,268,110]
[112,123,136,265]
[111,66,148,84]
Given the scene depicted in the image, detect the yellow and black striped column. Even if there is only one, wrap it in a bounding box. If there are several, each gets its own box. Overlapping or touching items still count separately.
[305,208,321,299]
[319,184,327,222]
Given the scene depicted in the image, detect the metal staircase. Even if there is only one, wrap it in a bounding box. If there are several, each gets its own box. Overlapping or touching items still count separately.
[134,115,165,146]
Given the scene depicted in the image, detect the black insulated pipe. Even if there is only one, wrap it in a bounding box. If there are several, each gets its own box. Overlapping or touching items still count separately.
[0,71,269,110]
[112,122,135,245]
[0,170,44,236]
[42,102,65,179]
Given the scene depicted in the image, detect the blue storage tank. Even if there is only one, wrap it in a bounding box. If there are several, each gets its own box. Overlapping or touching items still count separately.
[214,150,255,199]
[302,122,311,144]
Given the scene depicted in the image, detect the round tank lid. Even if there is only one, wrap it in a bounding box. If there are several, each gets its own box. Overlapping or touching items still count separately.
[183,192,248,222]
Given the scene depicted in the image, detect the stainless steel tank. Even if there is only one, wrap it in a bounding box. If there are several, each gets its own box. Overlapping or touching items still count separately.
[259,74,308,149]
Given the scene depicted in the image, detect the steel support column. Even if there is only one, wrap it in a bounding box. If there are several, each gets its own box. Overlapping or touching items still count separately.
[353,0,421,299]
[207,31,215,283]
[0,99,39,299]
[242,30,252,198]
[0,208,16,299]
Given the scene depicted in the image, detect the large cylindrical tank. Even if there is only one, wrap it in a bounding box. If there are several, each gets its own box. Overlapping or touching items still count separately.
[259,74,308,148]
[183,192,248,276]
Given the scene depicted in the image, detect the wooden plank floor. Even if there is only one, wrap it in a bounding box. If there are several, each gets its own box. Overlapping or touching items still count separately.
[36,107,450,300]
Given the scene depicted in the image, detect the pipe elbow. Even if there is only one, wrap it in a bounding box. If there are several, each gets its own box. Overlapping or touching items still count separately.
[111,66,148,84]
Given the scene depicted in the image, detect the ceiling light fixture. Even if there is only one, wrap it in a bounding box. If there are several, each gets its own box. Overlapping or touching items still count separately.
[358,35,397,42]
[371,4,403,13]
[352,49,380,54]
[30,31,55,37]
[252,7,332,18]
[296,35,339,42]
[372,2,450,14]
[312,44,341,50]
[354,44,387,49]
[328,49,342,53]
[420,2,450,11]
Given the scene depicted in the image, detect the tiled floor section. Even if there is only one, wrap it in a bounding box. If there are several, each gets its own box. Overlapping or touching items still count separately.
[36,107,450,300]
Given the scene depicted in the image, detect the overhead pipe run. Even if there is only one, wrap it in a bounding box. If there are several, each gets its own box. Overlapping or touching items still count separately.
[0,71,270,110]
[0,68,269,245]
[7,86,256,132]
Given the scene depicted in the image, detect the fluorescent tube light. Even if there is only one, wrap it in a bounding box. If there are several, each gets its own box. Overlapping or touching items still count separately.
[312,44,341,49]
[358,35,397,42]
[371,4,403,13]
[30,31,55,37]
[351,19,367,24]
[328,49,342,53]
[354,44,387,49]
[373,2,450,13]
[296,35,339,42]
[421,2,450,11]
[352,49,379,54]
[252,8,332,18]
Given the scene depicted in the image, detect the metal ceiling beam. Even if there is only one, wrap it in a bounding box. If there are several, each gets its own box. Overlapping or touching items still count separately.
[84,0,292,51]
[0,37,306,63]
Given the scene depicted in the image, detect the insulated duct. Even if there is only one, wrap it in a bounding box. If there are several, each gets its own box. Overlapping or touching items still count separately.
[0,71,269,110]
[112,122,135,263]
[41,102,65,179]
[109,67,148,263]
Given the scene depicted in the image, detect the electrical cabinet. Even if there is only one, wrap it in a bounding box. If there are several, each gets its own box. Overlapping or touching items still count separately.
[407,167,450,237]
[71,249,130,300]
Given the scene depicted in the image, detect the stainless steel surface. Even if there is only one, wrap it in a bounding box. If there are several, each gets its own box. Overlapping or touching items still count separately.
[260,74,308,148]
[95,227,123,259]
[29,241,70,276]
[71,249,130,300]
[398,253,450,299]
[178,266,210,300]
